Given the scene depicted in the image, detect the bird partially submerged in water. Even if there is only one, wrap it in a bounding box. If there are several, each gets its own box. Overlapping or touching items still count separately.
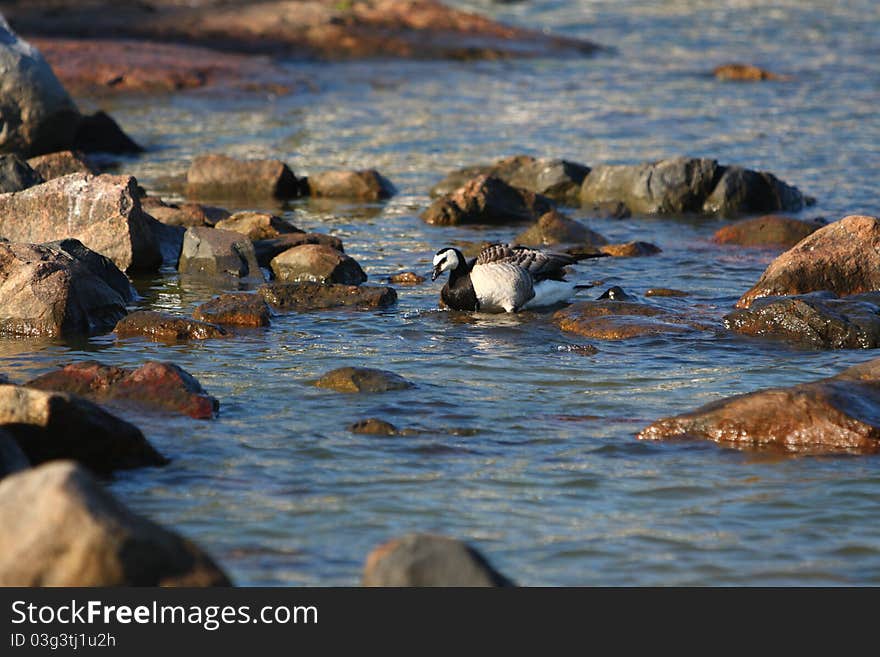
[431,243,604,313]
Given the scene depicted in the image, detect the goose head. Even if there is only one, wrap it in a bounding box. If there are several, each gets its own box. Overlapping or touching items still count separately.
[432,247,464,281]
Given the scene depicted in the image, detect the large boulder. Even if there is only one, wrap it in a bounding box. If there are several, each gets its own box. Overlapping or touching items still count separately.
[26,360,219,420]
[579,157,809,216]
[185,153,301,200]
[115,310,229,342]
[0,241,130,337]
[270,244,367,285]
[214,212,300,240]
[178,226,263,281]
[258,281,397,311]
[0,173,162,272]
[363,533,513,587]
[0,461,230,586]
[0,153,43,193]
[315,367,413,393]
[0,384,166,474]
[0,429,29,479]
[515,209,607,247]
[725,292,880,349]
[421,174,554,226]
[253,232,344,268]
[193,292,271,327]
[431,155,589,205]
[306,169,395,201]
[712,215,825,248]
[637,358,880,454]
[554,299,706,340]
[737,215,880,309]
[26,149,94,180]
[0,16,80,157]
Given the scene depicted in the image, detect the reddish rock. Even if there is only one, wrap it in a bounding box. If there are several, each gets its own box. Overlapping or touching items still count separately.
[270,244,366,285]
[554,300,705,340]
[713,63,788,81]
[421,174,554,226]
[26,150,95,180]
[737,215,880,309]
[638,358,880,454]
[645,288,689,297]
[712,215,824,248]
[389,271,425,285]
[142,196,230,228]
[306,169,395,201]
[0,461,230,586]
[600,241,661,257]
[253,232,344,268]
[185,153,301,200]
[178,226,263,281]
[258,281,397,311]
[193,293,271,327]
[26,361,219,420]
[0,384,166,474]
[363,533,513,587]
[115,310,229,342]
[214,212,300,240]
[0,173,161,272]
[515,209,607,247]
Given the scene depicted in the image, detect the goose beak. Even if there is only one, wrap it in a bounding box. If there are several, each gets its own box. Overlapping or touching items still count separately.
[431,265,442,281]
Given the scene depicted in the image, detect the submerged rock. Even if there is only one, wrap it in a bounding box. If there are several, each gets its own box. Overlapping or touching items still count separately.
[389,271,425,285]
[422,174,554,226]
[178,226,263,281]
[193,292,271,328]
[431,155,590,205]
[713,63,788,81]
[253,233,345,268]
[0,461,230,586]
[554,300,705,340]
[645,288,689,298]
[258,282,397,311]
[515,209,607,247]
[713,215,825,248]
[0,154,43,193]
[0,384,166,474]
[638,358,880,454]
[363,533,513,587]
[600,241,662,257]
[270,244,366,285]
[0,241,130,337]
[306,169,395,201]
[737,215,880,308]
[315,367,413,393]
[185,153,301,200]
[26,360,219,419]
[26,150,95,180]
[214,212,300,240]
[0,173,161,272]
[349,418,401,436]
[115,310,229,342]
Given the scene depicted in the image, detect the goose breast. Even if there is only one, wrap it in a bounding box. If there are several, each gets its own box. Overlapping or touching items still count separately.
[470,262,535,312]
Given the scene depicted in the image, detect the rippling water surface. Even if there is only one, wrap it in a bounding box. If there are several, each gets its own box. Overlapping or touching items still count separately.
[5,1,880,585]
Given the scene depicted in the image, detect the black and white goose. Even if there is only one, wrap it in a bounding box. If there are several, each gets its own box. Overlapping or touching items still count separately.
[432,243,600,313]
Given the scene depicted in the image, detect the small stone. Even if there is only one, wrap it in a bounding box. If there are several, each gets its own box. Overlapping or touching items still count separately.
[315,367,413,393]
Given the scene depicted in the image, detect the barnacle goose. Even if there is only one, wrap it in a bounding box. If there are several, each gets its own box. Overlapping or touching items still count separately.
[431,243,603,313]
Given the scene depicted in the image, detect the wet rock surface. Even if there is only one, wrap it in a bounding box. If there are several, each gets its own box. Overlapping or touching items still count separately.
[178,226,263,282]
[0,461,230,586]
[26,360,219,419]
[306,169,395,201]
[258,282,397,311]
[421,174,554,226]
[0,384,166,474]
[638,357,880,454]
[193,293,271,328]
[0,173,162,272]
[185,153,301,201]
[713,215,825,248]
[315,367,413,393]
[349,418,401,436]
[115,310,229,342]
[515,209,607,247]
[713,63,788,81]
[253,233,345,268]
[600,241,662,257]
[0,241,130,337]
[270,244,367,285]
[554,299,706,340]
[736,215,880,308]
[363,533,513,587]
[389,272,425,285]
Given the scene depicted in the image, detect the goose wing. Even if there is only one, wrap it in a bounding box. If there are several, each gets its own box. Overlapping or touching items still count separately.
[476,243,578,282]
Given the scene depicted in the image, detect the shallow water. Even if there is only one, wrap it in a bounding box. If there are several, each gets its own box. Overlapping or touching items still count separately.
[5,0,880,585]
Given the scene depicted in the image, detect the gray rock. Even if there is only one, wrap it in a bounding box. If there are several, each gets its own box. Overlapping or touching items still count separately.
[270,244,366,285]
[178,226,263,281]
[0,153,43,192]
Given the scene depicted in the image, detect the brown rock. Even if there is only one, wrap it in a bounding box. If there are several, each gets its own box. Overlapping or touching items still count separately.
[736,215,880,309]
[0,384,166,474]
[600,241,662,257]
[0,241,130,337]
[26,150,95,180]
[115,310,229,342]
[713,63,788,81]
[26,360,219,420]
[258,282,397,311]
[713,215,824,248]
[214,212,300,240]
[349,418,400,436]
[363,533,513,587]
[270,244,366,285]
[142,196,230,227]
[645,288,689,297]
[515,209,607,247]
[315,367,413,393]
[0,461,230,586]
[306,169,395,201]
[253,233,344,268]
[638,358,880,454]
[554,300,703,340]
[0,173,161,272]
[185,153,301,200]
[421,174,554,226]
[389,272,425,285]
[193,293,271,327]
[178,226,263,281]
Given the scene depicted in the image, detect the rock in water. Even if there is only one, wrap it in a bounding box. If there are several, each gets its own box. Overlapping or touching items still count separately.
[554,300,705,340]
[638,358,880,454]
[600,241,661,257]
[0,241,130,337]
[737,215,880,308]
[258,282,397,311]
[185,153,301,200]
[306,169,395,201]
[713,63,787,81]
[270,244,367,285]
[114,310,229,342]
[515,209,607,247]
[0,461,230,586]
[0,384,166,474]
[214,212,300,241]
[253,233,345,268]
[0,173,162,272]
[712,215,825,248]
[193,293,271,328]
[0,16,80,157]
[315,367,413,393]
[178,226,263,282]
[363,533,513,587]
[421,175,554,226]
